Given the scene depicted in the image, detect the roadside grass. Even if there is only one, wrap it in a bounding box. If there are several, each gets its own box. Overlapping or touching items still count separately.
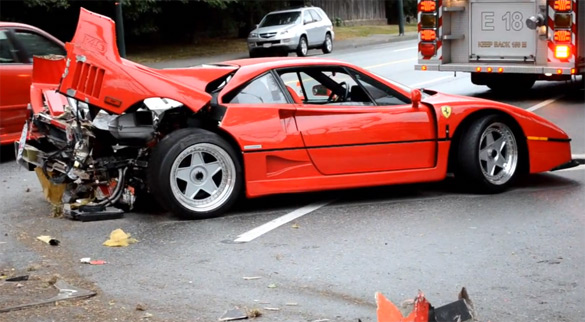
[333,24,418,40]
[126,24,417,63]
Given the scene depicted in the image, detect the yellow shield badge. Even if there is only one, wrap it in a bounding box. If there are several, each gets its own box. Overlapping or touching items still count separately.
[441,106,452,119]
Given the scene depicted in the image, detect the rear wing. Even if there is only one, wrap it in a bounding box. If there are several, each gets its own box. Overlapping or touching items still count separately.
[58,8,211,114]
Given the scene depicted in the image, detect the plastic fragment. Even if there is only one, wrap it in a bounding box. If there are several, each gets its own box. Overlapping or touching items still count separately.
[218,307,248,321]
[89,260,106,265]
[243,276,261,280]
[264,307,280,311]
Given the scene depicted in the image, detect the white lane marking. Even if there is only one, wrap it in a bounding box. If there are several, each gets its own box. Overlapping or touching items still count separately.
[527,94,564,112]
[410,75,456,88]
[234,200,333,243]
[365,58,416,70]
[557,164,585,172]
[392,46,418,52]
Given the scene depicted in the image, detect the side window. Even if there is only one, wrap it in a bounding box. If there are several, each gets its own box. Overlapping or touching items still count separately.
[13,30,65,61]
[303,11,313,24]
[228,73,287,104]
[277,68,371,105]
[351,70,410,105]
[0,30,18,63]
[309,10,322,22]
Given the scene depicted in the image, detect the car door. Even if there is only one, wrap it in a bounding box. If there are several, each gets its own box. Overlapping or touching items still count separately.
[278,67,437,175]
[302,10,319,46]
[0,29,32,143]
[308,9,326,44]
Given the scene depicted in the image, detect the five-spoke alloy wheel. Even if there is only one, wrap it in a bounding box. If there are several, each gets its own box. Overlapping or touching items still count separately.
[148,128,242,219]
[457,115,521,193]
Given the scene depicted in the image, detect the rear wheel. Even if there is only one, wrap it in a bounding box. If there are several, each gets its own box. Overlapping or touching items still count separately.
[456,115,520,193]
[322,33,333,54]
[296,36,308,57]
[486,75,535,93]
[148,128,242,219]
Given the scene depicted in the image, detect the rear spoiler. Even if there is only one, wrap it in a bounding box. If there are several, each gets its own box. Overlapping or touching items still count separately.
[58,8,211,114]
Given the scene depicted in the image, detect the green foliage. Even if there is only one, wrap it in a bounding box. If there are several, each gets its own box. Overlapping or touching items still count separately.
[23,0,69,10]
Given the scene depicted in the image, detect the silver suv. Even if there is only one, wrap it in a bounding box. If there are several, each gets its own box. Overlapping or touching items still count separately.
[247,7,334,58]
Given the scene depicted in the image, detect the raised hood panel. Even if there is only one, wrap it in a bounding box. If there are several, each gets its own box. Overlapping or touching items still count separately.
[58,8,212,114]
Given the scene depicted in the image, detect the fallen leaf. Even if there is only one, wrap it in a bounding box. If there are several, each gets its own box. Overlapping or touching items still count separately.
[291,223,300,229]
[103,229,138,247]
[37,235,59,246]
[267,283,277,288]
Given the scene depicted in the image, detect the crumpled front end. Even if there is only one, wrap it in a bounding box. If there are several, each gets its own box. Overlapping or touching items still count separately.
[15,8,231,218]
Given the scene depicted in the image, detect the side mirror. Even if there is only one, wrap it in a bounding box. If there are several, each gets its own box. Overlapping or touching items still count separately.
[312,84,329,96]
[411,89,422,108]
[255,24,259,29]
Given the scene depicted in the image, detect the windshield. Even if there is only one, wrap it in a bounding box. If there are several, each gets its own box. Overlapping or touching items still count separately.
[372,73,411,93]
[260,12,301,27]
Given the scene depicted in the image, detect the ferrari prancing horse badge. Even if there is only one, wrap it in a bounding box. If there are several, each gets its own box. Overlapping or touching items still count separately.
[441,106,452,119]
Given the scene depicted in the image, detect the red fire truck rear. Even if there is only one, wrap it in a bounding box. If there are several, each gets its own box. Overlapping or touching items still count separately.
[414,0,584,91]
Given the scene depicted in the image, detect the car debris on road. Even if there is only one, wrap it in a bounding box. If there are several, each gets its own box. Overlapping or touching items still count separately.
[103,228,138,247]
[376,288,476,322]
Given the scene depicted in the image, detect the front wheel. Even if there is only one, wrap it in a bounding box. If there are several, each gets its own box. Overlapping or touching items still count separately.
[456,115,520,193]
[148,128,242,219]
[296,36,308,57]
[322,33,333,54]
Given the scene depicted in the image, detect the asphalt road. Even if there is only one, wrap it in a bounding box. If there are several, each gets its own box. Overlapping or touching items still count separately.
[1,39,584,322]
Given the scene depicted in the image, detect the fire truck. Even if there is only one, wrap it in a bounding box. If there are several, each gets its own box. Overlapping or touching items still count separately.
[414,0,584,91]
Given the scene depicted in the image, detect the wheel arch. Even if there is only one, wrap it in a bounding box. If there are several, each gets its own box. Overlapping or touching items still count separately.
[447,109,529,175]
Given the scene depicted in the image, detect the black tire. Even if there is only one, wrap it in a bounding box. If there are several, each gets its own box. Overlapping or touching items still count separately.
[148,128,242,219]
[487,76,535,93]
[456,115,521,193]
[322,33,333,54]
[296,35,308,57]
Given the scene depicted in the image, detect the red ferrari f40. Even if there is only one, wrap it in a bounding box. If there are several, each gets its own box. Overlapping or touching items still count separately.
[17,9,576,219]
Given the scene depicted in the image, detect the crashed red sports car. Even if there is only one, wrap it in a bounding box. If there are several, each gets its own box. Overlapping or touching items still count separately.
[17,9,576,219]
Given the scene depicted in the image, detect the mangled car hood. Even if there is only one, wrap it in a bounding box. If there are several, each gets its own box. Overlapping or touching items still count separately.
[39,8,219,115]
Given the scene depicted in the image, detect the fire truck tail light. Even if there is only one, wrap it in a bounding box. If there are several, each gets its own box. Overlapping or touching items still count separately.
[420,30,436,41]
[419,43,436,57]
[554,30,572,42]
[498,68,504,73]
[571,68,576,75]
[421,65,428,71]
[487,67,493,73]
[420,14,437,28]
[553,0,572,11]
[419,1,437,12]
[557,69,563,75]
[554,13,572,28]
[554,45,570,59]
[476,67,482,72]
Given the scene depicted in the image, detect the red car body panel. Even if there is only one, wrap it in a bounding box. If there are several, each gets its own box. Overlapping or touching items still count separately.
[0,22,64,144]
[422,92,572,174]
[27,8,573,200]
